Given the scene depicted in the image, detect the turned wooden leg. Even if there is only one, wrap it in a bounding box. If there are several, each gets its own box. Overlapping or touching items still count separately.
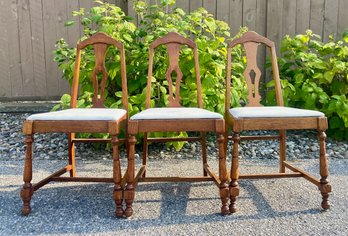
[124,135,136,217]
[230,132,240,213]
[142,132,148,178]
[318,131,331,209]
[68,133,76,177]
[111,136,123,218]
[279,130,286,173]
[223,127,229,161]
[20,135,34,216]
[217,134,229,215]
[201,132,208,176]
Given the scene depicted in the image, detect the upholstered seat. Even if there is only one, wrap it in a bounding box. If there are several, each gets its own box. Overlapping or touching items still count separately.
[229,106,324,118]
[131,108,223,120]
[27,108,127,121]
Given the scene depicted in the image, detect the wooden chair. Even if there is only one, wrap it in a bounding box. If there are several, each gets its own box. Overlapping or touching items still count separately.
[124,32,229,217]
[21,33,128,217]
[225,31,331,213]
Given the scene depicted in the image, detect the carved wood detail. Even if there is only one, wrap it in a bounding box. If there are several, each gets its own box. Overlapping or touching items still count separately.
[243,42,262,107]
[165,43,183,107]
[146,32,203,109]
[91,43,108,108]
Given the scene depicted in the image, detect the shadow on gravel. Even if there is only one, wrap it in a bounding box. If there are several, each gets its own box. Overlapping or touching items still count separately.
[3,158,347,235]
[1,181,324,235]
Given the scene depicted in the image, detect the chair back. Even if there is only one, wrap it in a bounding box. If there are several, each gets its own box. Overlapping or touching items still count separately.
[70,32,128,110]
[225,31,283,110]
[146,32,203,108]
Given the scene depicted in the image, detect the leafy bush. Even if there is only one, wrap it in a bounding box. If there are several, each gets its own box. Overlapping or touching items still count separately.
[53,0,247,149]
[265,30,348,140]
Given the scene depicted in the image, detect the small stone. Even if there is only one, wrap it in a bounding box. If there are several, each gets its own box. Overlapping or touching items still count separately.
[310,145,318,152]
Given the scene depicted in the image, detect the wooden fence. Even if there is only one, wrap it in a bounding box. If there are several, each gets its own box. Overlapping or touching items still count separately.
[0,0,347,100]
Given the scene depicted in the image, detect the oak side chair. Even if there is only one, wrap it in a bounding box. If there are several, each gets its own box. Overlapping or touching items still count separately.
[225,31,331,213]
[124,32,229,217]
[21,32,128,217]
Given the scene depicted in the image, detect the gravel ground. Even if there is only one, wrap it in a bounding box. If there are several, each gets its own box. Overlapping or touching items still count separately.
[1,112,348,235]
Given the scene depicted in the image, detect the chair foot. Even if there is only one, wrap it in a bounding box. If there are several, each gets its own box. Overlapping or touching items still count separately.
[113,185,124,218]
[124,207,133,218]
[20,183,33,216]
[321,192,330,210]
[219,181,230,215]
[229,180,239,213]
[124,184,135,218]
[319,179,331,210]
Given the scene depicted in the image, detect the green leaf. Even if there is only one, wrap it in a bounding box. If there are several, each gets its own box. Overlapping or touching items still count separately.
[64,21,75,27]
[323,71,335,83]
[329,116,343,129]
[61,94,71,105]
[51,104,60,112]
[115,91,123,97]
[342,31,348,43]
[175,8,185,16]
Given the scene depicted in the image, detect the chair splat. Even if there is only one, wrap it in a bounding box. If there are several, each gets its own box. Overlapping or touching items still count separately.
[243,42,262,107]
[92,43,109,108]
[166,43,183,107]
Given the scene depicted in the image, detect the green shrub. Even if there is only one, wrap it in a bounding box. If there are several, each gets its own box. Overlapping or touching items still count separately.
[265,30,348,140]
[53,0,247,150]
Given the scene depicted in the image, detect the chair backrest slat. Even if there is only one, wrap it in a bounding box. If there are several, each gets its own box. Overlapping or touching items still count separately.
[226,31,283,110]
[71,32,128,110]
[146,32,203,108]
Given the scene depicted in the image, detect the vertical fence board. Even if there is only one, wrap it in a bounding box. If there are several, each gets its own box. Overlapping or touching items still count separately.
[337,0,348,38]
[3,0,23,98]
[323,0,339,41]
[55,0,71,95]
[115,0,127,14]
[104,0,116,4]
[79,0,95,11]
[243,0,257,31]
[127,0,137,25]
[296,0,310,34]
[18,0,35,96]
[190,0,202,11]
[30,0,47,97]
[216,0,229,24]
[267,0,283,51]
[43,0,60,96]
[282,0,296,37]
[8,0,22,97]
[229,0,243,36]
[203,0,216,16]
[256,0,267,36]
[0,0,12,97]
[66,0,81,46]
[175,0,189,11]
[310,0,325,37]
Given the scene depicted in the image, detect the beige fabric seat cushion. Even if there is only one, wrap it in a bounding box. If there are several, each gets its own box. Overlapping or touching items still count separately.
[229,106,325,118]
[130,107,223,120]
[27,108,127,121]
